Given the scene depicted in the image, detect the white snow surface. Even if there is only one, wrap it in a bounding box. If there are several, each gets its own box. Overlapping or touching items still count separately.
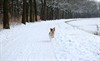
[66,18,100,35]
[0,18,100,61]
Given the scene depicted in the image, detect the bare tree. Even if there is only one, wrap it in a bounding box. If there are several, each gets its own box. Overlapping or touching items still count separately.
[3,0,10,29]
[22,0,26,24]
[34,0,37,21]
[40,0,46,20]
[29,0,34,22]
[26,1,29,22]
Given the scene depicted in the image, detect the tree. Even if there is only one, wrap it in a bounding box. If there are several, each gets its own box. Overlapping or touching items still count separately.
[29,0,34,22]
[40,0,47,20]
[26,1,29,22]
[3,0,10,29]
[0,0,3,13]
[22,0,26,24]
[34,0,38,21]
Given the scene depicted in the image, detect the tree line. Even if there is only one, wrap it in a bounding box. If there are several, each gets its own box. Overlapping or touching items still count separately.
[1,0,38,29]
[0,0,100,29]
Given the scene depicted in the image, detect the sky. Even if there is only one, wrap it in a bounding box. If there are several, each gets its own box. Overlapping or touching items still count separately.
[89,0,100,2]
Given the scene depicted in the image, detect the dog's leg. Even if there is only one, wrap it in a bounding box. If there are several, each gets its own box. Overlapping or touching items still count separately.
[49,32,52,41]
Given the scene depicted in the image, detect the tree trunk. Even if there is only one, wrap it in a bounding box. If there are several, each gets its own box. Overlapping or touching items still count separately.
[11,0,14,17]
[34,0,37,21]
[29,0,34,22]
[43,0,46,20]
[40,0,43,20]
[26,2,29,22]
[3,0,10,29]
[46,6,49,20]
[51,7,53,20]
[40,0,46,20]
[55,8,59,19]
[22,0,26,24]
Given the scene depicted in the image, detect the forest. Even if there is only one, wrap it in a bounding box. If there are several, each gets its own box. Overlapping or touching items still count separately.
[0,0,100,29]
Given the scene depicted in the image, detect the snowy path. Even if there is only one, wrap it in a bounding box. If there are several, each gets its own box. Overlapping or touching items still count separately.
[0,22,59,61]
[0,20,100,61]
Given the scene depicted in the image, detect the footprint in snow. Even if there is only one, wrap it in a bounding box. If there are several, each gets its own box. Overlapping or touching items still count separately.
[69,40,71,42]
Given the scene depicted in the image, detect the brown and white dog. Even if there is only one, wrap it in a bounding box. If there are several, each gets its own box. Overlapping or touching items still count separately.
[49,27,55,40]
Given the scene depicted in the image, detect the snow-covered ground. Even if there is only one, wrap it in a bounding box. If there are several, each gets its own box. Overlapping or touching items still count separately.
[0,18,100,61]
[66,18,100,35]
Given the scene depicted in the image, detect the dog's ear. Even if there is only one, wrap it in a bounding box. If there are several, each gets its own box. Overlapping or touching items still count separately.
[53,27,55,31]
[50,28,53,31]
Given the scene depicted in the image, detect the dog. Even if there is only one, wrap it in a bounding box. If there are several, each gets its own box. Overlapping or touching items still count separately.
[49,27,55,40]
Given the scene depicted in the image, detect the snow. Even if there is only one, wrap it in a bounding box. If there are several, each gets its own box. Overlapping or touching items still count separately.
[0,18,100,61]
[66,18,100,35]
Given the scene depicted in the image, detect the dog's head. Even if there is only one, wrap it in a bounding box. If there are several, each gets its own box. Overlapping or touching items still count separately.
[50,27,55,33]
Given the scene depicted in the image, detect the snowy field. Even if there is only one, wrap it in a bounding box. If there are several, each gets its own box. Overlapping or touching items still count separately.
[66,18,100,35]
[0,18,100,61]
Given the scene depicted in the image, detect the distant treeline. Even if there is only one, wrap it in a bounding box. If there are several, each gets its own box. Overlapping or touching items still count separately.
[0,0,100,29]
